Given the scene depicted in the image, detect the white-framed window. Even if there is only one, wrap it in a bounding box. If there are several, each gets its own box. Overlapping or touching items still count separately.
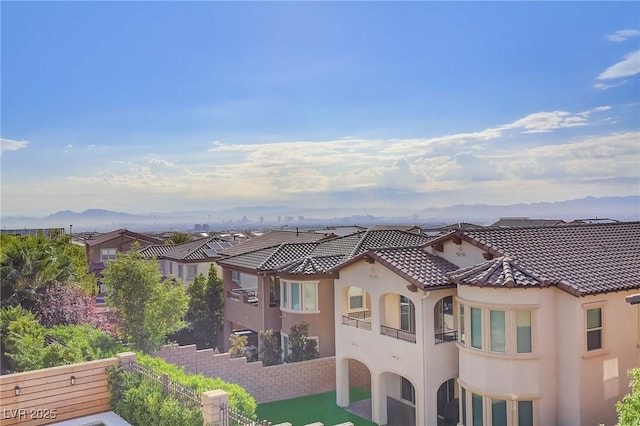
[231,270,241,284]
[490,310,506,353]
[585,304,604,352]
[459,384,536,426]
[280,280,319,312]
[178,264,184,279]
[458,299,535,357]
[100,248,117,262]
[186,265,197,281]
[470,307,483,349]
[348,286,368,311]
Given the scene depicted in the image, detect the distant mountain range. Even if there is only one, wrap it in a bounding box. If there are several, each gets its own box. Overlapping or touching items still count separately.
[1,196,638,232]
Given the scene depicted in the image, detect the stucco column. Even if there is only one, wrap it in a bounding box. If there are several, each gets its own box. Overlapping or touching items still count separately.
[202,389,229,426]
[336,357,350,407]
[371,372,387,425]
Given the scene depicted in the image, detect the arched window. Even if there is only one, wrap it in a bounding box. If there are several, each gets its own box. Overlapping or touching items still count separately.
[434,296,457,343]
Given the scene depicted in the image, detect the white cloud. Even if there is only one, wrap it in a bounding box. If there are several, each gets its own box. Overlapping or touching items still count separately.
[607,29,640,42]
[597,50,640,80]
[0,138,29,154]
[53,106,635,212]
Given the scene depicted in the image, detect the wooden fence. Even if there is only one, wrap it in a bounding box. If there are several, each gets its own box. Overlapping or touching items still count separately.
[0,355,125,426]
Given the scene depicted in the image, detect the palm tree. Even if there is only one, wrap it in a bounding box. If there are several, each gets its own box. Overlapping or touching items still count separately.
[0,235,73,308]
[167,232,192,245]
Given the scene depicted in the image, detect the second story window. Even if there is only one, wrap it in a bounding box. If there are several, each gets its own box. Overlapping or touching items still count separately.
[281,280,319,313]
[586,307,603,351]
[459,300,535,357]
[100,248,117,262]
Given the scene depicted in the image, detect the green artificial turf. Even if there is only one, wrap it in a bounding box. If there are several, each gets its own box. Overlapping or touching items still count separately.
[256,387,377,426]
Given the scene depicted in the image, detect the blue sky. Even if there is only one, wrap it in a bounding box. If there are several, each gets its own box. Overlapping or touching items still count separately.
[1,1,639,217]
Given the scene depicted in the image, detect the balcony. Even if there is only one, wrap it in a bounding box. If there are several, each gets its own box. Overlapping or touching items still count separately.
[434,330,458,344]
[381,325,416,343]
[342,310,372,331]
[226,288,259,306]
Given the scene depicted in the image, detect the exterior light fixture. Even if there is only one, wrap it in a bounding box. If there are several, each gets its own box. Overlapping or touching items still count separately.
[70,376,76,385]
[14,385,20,396]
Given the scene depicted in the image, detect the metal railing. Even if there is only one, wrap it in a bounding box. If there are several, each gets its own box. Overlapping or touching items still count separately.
[342,311,372,331]
[221,404,271,426]
[380,325,416,343]
[226,288,259,305]
[434,330,458,344]
[129,360,201,410]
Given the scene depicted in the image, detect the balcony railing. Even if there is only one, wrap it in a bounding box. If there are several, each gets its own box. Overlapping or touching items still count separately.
[226,288,259,306]
[342,314,372,331]
[434,330,458,344]
[380,325,416,343]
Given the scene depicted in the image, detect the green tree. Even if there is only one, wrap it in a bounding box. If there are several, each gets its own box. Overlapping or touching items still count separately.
[167,232,192,244]
[0,234,96,309]
[286,321,319,362]
[259,329,282,366]
[1,234,73,309]
[617,367,640,426]
[171,266,224,349]
[229,334,250,359]
[102,245,188,352]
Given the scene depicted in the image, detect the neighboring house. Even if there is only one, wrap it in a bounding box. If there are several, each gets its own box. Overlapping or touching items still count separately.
[139,236,239,285]
[331,221,640,426]
[333,246,459,426]
[84,228,164,279]
[216,228,433,359]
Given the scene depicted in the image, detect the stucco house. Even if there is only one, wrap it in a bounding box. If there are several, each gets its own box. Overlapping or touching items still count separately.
[139,236,239,285]
[215,227,431,359]
[84,228,164,279]
[331,221,640,426]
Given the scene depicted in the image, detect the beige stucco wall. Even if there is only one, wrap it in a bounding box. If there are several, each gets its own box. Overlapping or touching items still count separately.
[281,276,336,358]
[457,284,639,426]
[428,239,489,269]
[335,257,459,425]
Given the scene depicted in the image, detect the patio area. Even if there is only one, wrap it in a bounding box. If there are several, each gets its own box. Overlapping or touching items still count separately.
[256,388,377,426]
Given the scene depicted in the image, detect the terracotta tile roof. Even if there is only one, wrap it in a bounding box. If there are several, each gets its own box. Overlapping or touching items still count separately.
[139,244,173,258]
[349,229,432,257]
[84,228,164,246]
[449,256,551,289]
[358,246,459,289]
[434,221,640,296]
[489,218,565,228]
[278,255,347,275]
[217,246,280,270]
[139,237,238,261]
[218,230,332,257]
[217,229,433,275]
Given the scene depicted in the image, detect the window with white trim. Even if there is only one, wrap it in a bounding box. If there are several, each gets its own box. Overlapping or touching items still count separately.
[281,280,319,312]
[348,286,368,311]
[459,385,535,426]
[100,248,117,262]
[586,306,603,351]
[458,301,534,356]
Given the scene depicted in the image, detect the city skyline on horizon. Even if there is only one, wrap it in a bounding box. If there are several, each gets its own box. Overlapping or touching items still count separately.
[2,2,639,217]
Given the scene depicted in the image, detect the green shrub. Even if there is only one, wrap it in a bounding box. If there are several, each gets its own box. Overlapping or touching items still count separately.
[137,352,257,417]
[108,364,202,426]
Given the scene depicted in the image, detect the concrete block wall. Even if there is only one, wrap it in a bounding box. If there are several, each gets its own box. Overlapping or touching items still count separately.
[154,345,371,404]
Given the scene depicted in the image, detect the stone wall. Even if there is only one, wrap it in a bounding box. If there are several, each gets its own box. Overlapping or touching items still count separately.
[154,345,370,403]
